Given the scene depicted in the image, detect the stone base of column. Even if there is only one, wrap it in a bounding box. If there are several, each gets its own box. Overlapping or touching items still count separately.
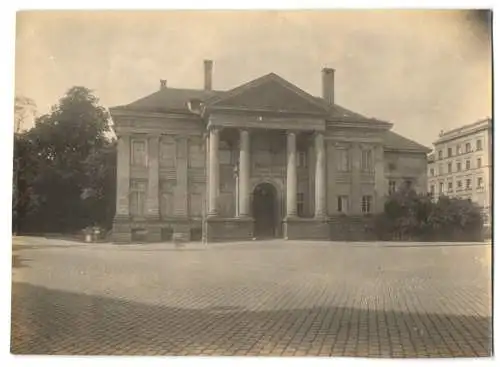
[205,216,254,243]
[283,217,329,240]
[112,215,131,244]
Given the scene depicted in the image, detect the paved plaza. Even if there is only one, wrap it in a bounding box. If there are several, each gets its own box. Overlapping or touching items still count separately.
[10,237,492,357]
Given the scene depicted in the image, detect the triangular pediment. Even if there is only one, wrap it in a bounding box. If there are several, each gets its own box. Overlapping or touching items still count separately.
[206,73,329,115]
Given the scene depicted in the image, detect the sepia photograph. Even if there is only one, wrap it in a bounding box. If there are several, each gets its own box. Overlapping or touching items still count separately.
[9,8,493,360]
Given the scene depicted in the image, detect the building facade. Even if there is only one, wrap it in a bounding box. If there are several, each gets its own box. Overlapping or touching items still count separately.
[427,118,492,226]
[110,60,430,243]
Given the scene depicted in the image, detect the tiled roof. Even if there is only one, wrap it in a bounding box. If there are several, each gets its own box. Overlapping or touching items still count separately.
[383,131,431,153]
[112,88,225,113]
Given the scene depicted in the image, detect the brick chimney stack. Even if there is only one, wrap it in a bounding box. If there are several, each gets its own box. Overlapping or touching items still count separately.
[204,60,213,91]
[322,68,335,105]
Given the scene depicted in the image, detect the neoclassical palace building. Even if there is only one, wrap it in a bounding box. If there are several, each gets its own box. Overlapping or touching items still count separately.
[110,60,430,243]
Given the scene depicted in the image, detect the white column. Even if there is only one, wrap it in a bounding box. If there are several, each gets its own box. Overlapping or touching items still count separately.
[146,135,160,219]
[238,129,250,217]
[314,132,326,218]
[286,131,297,217]
[208,127,219,216]
[115,134,130,217]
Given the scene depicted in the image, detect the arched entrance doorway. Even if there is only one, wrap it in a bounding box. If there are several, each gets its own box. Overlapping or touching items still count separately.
[252,182,278,239]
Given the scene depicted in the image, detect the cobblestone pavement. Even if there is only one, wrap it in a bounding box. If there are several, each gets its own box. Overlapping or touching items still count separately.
[11,237,492,357]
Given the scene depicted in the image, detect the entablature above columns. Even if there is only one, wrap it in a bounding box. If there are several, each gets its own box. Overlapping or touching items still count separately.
[207,113,325,132]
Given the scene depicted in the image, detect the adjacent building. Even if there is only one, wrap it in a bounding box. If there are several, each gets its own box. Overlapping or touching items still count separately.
[427,118,492,225]
[110,60,430,243]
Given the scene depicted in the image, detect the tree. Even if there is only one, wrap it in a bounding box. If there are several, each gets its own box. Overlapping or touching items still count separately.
[379,187,484,241]
[14,95,37,133]
[13,86,115,234]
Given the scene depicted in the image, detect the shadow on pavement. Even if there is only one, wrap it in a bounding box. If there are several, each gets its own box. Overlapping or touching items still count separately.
[10,282,492,357]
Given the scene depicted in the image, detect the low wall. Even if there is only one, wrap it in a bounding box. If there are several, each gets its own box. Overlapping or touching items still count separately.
[205,217,254,242]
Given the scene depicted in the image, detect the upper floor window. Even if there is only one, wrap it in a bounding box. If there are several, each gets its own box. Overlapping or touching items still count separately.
[188,140,204,168]
[476,139,483,151]
[465,142,471,153]
[448,163,452,174]
[477,177,484,189]
[337,148,350,172]
[131,140,147,166]
[457,180,463,190]
[219,141,232,165]
[430,185,435,195]
[466,179,472,190]
[439,182,444,193]
[447,147,452,157]
[438,164,443,175]
[337,195,349,213]
[477,158,482,168]
[456,145,462,155]
[438,150,443,160]
[389,180,397,194]
[430,168,435,176]
[297,151,307,168]
[361,195,372,214]
[456,161,462,172]
[361,149,373,172]
[448,182,453,192]
[465,160,471,170]
[160,138,175,167]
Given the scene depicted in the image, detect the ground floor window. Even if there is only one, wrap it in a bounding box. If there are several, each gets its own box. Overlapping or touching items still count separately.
[130,180,147,216]
[297,193,305,217]
[337,195,348,213]
[361,195,372,214]
[388,180,397,194]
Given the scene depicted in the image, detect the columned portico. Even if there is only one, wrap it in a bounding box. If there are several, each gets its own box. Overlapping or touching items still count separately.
[207,126,220,217]
[286,131,298,218]
[238,129,251,217]
[314,132,326,218]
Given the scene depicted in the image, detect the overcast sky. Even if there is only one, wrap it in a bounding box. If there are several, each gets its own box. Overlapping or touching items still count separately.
[15,10,491,146]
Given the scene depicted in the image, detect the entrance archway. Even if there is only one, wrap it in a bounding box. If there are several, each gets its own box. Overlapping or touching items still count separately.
[252,182,278,239]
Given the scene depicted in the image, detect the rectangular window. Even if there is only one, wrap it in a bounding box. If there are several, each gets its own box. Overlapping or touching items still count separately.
[297,193,305,217]
[477,158,482,168]
[476,139,483,151]
[337,195,348,213]
[389,180,397,194]
[477,177,484,189]
[130,180,147,216]
[337,149,350,172]
[361,149,373,172]
[160,139,176,167]
[466,160,471,170]
[160,180,174,217]
[438,150,443,160]
[361,195,372,214]
[447,147,452,157]
[439,182,444,193]
[448,182,453,192]
[457,180,462,190]
[456,162,462,172]
[465,142,471,153]
[448,163,452,173]
[438,164,443,175]
[189,193,202,217]
[430,185,435,195]
[188,141,204,168]
[131,140,147,166]
[456,145,462,155]
[430,168,435,176]
[466,179,471,190]
[297,151,307,168]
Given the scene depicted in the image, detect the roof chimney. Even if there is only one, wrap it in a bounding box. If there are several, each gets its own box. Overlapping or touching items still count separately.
[160,79,167,90]
[204,60,213,91]
[322,68,335,105]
